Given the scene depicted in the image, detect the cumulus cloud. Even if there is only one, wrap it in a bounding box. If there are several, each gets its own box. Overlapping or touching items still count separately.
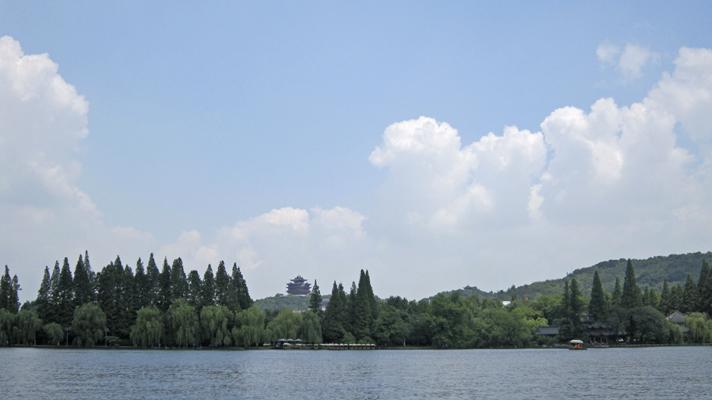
[4,33,712,300]
[158,207,368,297]
[365,47,712,296]
[597,43,659,80]
[0,36,155,298]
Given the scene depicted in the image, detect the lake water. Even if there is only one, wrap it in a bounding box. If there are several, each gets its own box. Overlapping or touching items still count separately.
[1,347,710,399]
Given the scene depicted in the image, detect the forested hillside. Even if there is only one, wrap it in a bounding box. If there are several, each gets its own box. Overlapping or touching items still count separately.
[447,252,712,301]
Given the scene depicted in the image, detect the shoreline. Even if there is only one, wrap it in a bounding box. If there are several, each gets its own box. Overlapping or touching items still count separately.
[3,343,710,351]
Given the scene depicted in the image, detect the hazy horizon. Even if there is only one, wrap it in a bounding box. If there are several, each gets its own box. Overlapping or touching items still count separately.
[2,1,712,302]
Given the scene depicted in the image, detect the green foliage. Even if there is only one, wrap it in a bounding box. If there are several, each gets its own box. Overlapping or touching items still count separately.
[200,305,233,347]
[130,306,163,347]
[233,306,265,348]
[43,322,64,346]
[266,309,302,341]
[0,308,15,345]
[14,309,42,345]
[145,254,160,307]
[214,261,230,307]
[697,261,712,315]
[308,280,322,314]
[685,312,712,344]
[168,299,198,347]
[588,271,608,322]
[201,265,216,308]
[1,266,20,313]
[322,282,349,342]
[621,260,642,309]
[681,274,697,312]
[36,267,52,322]
[73,255,92,307]
[187,270,202,308]
[72,303,107,347]
[170,258,188,301]
[158,258,172,311]
[299,311,322,344]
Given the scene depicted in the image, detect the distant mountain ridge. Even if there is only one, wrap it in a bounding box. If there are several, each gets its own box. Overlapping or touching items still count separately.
[446,251,712,301]
[255,251,712,310]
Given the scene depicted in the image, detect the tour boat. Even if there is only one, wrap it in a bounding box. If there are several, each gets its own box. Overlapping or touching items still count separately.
[569,339,586,350]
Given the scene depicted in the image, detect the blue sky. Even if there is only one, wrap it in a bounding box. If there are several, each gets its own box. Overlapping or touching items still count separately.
[2,1,712,299]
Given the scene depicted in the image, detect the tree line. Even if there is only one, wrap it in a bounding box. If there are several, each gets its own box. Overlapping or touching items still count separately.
[1,255,711,348]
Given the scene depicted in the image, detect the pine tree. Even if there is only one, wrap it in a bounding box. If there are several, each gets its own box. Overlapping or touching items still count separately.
[84,251,96,294]
[347,281,357,334]
[201,265,216,307]
[49,261,61,323]
[621,260,641,309]
[353,270,373,339]
[158,258,172,311]
[365,270,378,321]
[97,260,121,338]
[56,257,75,326]
[559,281,572,339]
[697,260,712,315]
[215,261,230,306]
[146,253,160,306]
[669,284,683,311]
[568,278,584,338]
[0,266,11,311]
[588,271,607,321]
[119,263,137,338]
[659,281,671,314]
[226,263,241,310]
[9,275,19,313]
[73,254,92,307]
[309,280,322,314]
[322,281,346,342]
[134,258,150,308]
[681,274,697,313]
[611,277,622,308]
[233,265,252,309]
[36,266,52,321]
[170,258,188,300]
[187,270,202,308]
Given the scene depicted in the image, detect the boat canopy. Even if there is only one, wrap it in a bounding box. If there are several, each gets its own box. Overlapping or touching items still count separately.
[569,339,584,344]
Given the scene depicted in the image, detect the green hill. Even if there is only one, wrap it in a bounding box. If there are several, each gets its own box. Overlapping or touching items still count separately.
[256,251,712,309]
[449,251,712,301]
[254,293,330,311]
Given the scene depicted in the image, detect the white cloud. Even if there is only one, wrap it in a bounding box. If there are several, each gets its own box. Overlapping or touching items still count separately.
[0,36,154,298]
[4,33,712,301]
[597,42,658,80]
[158,207,368,297]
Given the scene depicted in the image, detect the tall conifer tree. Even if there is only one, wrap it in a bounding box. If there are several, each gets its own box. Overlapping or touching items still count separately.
[158,258,172,311]
[621,260,641,309]
[56,257,75,326]
[73,254,92,307]
[588,271,607,321]
[202,265,216,307]
[36,266,52,321]
[170,258,188,300]
[146,253,160,306]
[215,261,230,306]
[611,277,622,307]
[309,280,322,314]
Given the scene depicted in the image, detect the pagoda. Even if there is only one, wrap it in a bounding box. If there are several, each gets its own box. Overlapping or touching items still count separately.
[286,275,311,295]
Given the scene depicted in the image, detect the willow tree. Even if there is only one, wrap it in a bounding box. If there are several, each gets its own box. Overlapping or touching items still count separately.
[200,305,233,347]
[300,311,323,344]
[130,306,163,347]
[72,303,107,347]
[233,306,265,348]
[168,299,198,347]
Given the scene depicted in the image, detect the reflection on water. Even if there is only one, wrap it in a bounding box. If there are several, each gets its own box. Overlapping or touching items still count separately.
[1,347,711,399]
